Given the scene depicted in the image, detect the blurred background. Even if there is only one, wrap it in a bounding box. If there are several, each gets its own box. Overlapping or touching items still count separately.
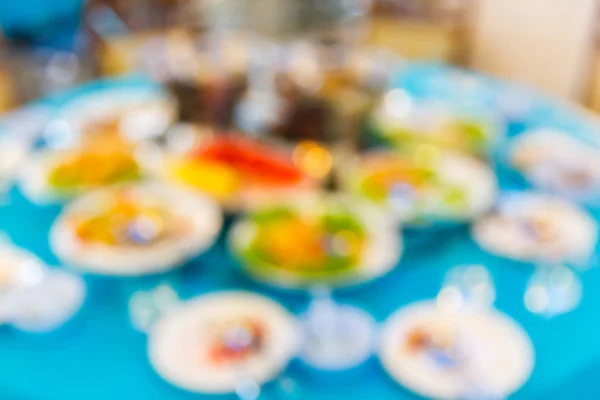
[1,0,599,112]
[3,2,600,400]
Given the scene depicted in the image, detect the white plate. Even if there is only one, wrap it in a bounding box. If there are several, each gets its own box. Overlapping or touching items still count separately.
[229,193,402,290]
[0,244,47,323]
[148,291,299,394]
[0,244,85,332]
[6,270,86,333]
[472,192,598,264]
[509,129,600,201]
[379,301,534,399]
[0,105,51,192]
[48,88,176,146]
[0,245,46,293]
[50,181,222,276]
[372,99,502,156]
[19,145,148,205]
[344,151,497,225]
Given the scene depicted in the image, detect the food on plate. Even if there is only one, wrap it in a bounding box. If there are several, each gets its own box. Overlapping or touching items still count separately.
[370,95,500,157]
[165,135,315,209]
[380,301,534,399]
[50,182,222,275]
[230,194,401,288]
[20,137,144,203]
[149,292,298,393]
[509,129,600,202]
[343,148,497,225]
[472,192,598,264]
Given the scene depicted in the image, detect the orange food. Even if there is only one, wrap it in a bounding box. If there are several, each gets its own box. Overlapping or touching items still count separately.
[71,192,182,246]
[259,218,326,268]
[208,319,264,365]
[49,139,141,191]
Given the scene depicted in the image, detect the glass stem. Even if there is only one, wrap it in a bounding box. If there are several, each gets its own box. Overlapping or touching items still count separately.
[309,284,336,343]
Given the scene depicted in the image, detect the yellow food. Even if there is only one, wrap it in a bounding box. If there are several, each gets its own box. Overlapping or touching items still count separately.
[168,159,241,200]
[259,218,326,268]
[72,193,174,246]
[49,144,140,190]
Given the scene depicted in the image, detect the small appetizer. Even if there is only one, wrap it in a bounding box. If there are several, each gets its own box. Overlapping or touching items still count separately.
[230,194,401,289]
[163,134,316,210]
[472,192,598,265]
[343,148,497,225]
[509,129,600,203]
[370,94,500,157]
[149,292,298,394]
[50,85,176,144]
[20,136,144,204]
[380,301,534,399]
[50,182,222,276]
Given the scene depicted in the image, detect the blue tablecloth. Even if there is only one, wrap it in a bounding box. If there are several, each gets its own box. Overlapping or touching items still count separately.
[1,65,600,400]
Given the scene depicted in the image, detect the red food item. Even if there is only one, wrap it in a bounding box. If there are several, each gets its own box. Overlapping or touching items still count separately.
[405,327,432,352]
[208,320,265,365]
[191,135,305,187]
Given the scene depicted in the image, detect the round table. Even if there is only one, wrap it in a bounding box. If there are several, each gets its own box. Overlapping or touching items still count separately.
[1,64,600,400]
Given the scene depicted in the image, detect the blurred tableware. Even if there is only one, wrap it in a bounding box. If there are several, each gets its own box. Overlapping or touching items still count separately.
[524,264,582,318]
[41,82,176,148]
[230,192,401,290]
[129,283,182,333]
[472,192,598,266]
[265,41,399,146]
[0,239,86,332]
[5,269,86,333]
[19,137,149,204]
[0,241,47,309]
[379,301,534,399]
[299,285,376,371]
[50,181,222,276]
[368,92,503,158]
[148,291,299,394]
[437,264,496,315]
[472,192,596,317]
[0,105,51,197]
[508,129,600,206]
[161,132,319,212]
[343,148,497,226]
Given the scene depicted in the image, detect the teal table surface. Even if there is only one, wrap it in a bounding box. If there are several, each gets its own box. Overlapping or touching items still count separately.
[1,65,600,400]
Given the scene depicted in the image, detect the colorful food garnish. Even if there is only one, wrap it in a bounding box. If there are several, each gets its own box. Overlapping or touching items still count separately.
[69,191,188,247]
[168,135,310,202]
[238,205,366,278]
[354,151,469,222]
[359,157,435,203]
[371,96,495,157]
[208,318,265,366]
[380,118,490,156]
[51,182,222,275]
[473,193,598,264]
[406,325,452,353]
[405,324,461,369]
[510,130,600,199]
[519,212,561,244]
[48,144,141,194]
